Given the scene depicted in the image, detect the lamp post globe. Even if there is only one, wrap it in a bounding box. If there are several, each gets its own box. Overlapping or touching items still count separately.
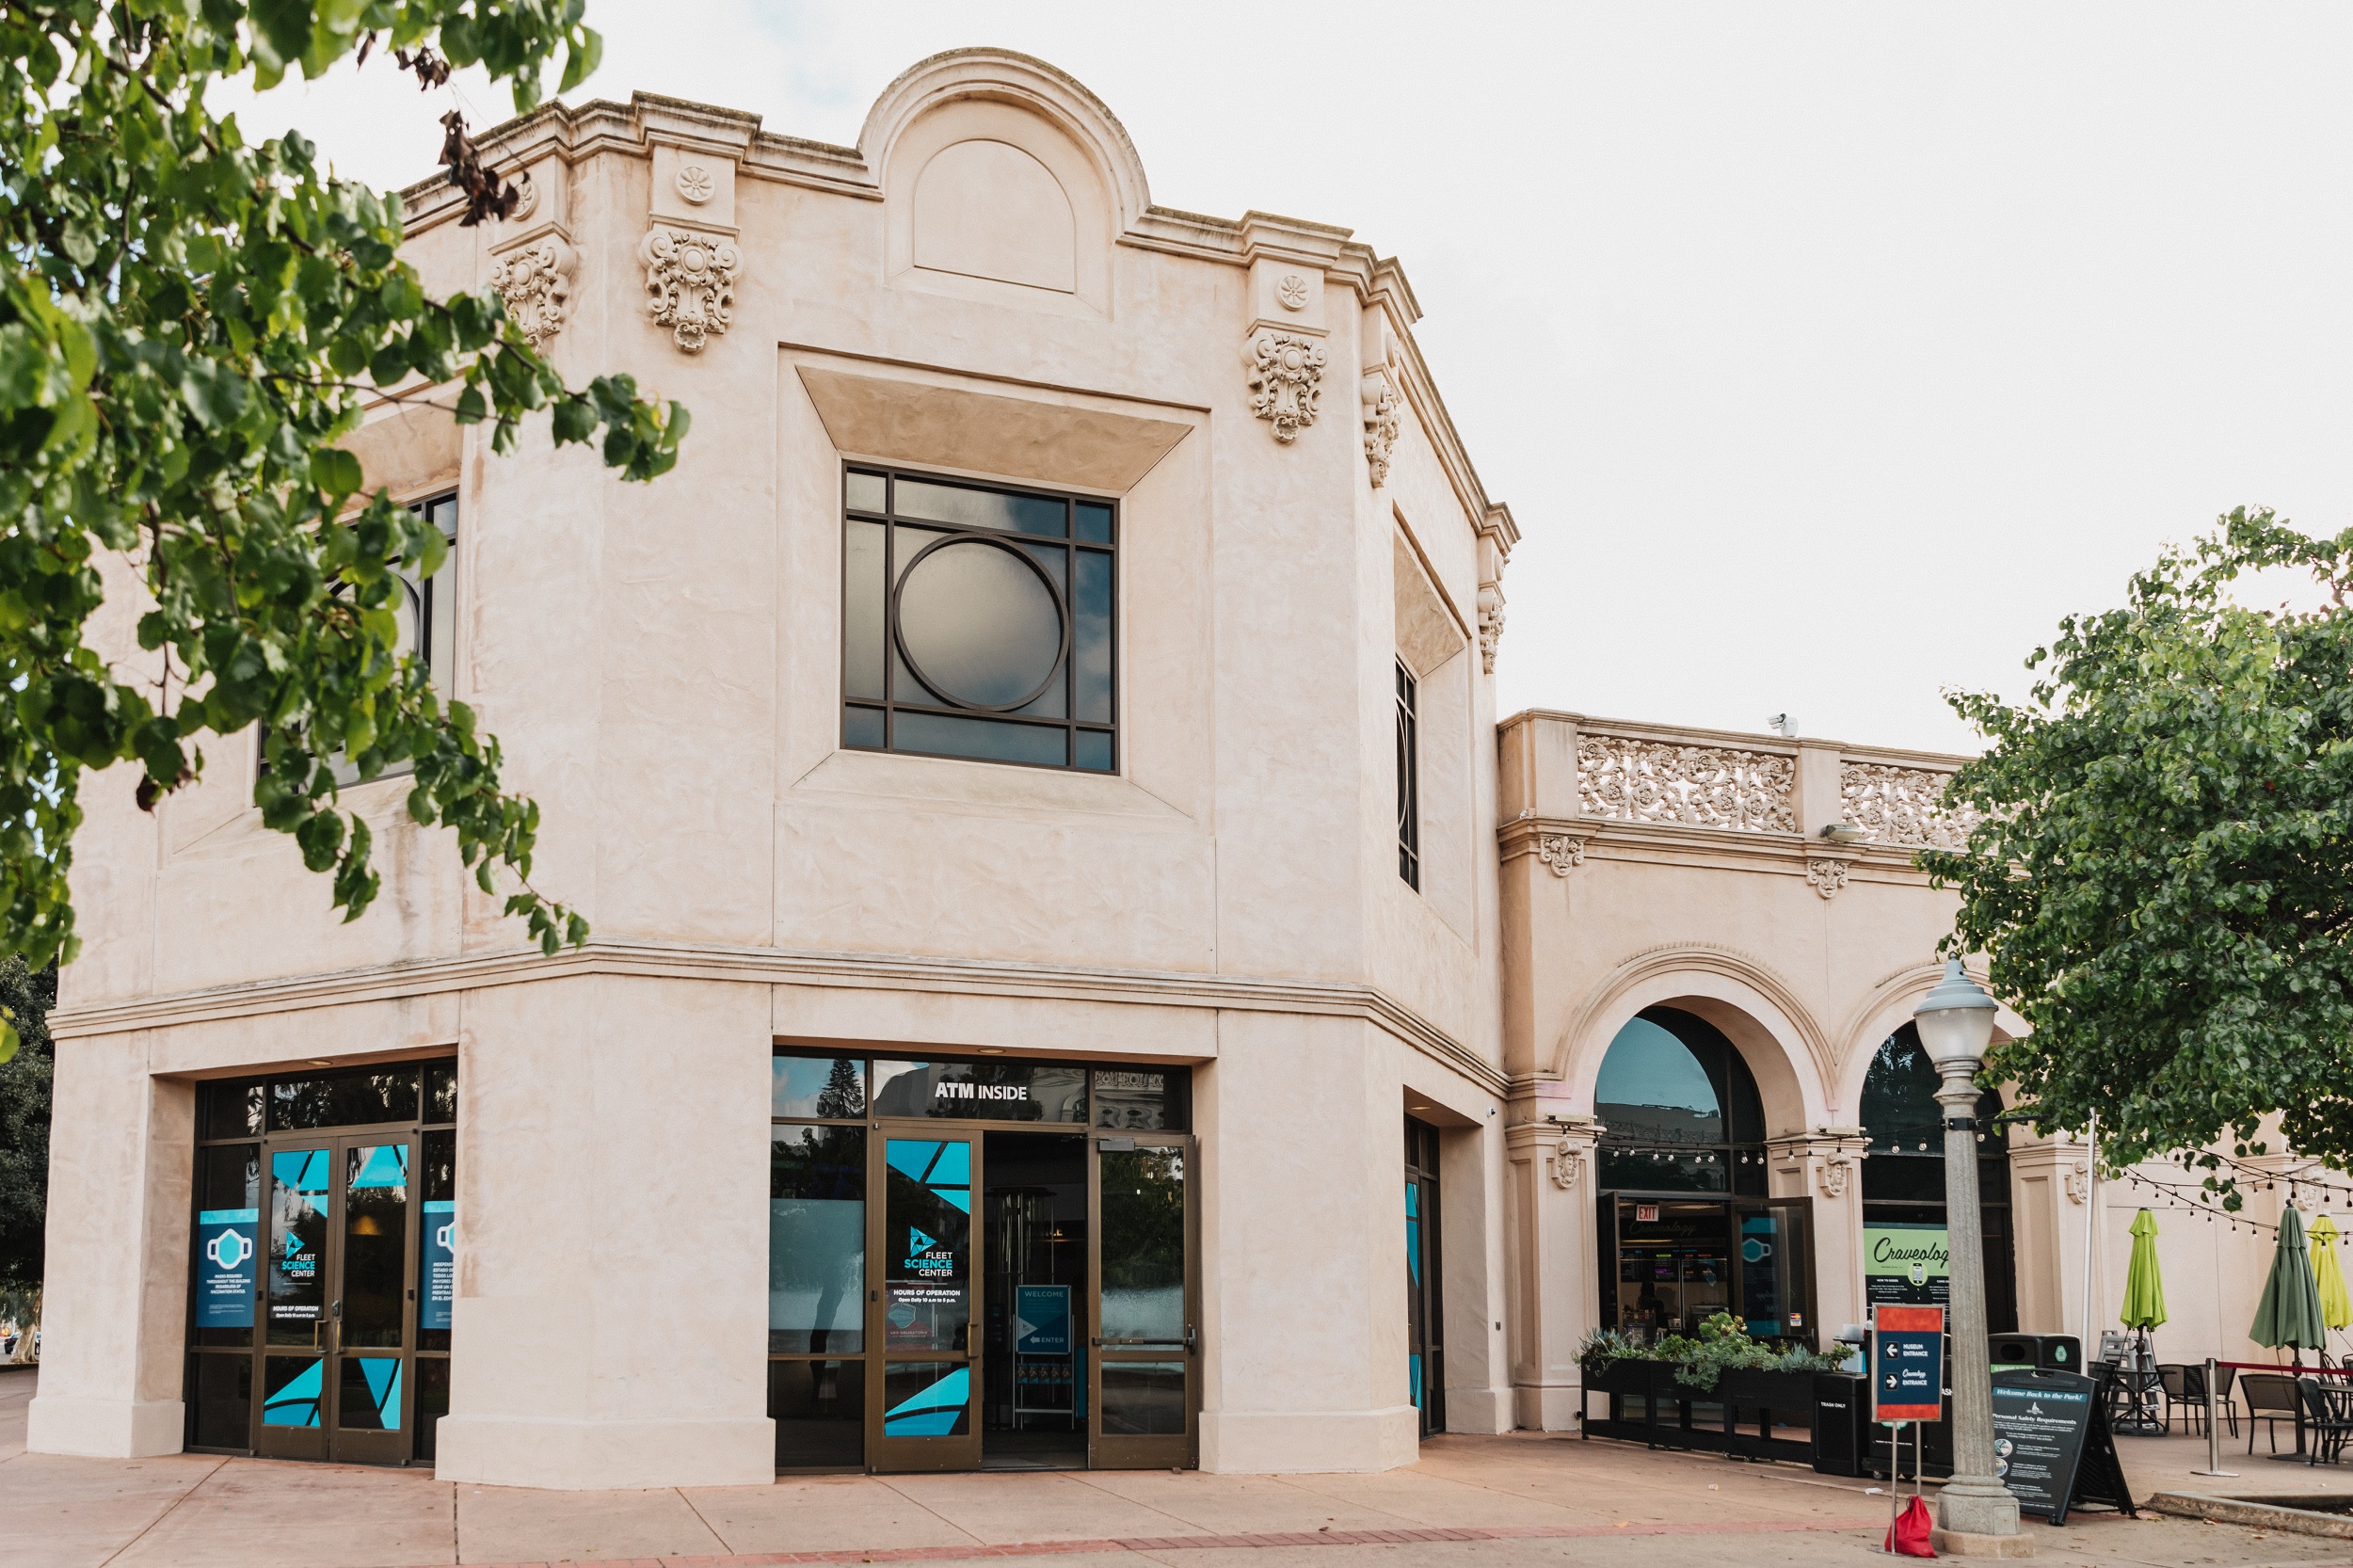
[1914,958,2026,1551]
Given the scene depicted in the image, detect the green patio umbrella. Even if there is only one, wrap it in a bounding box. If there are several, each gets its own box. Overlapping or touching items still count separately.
[2311,1215,2353,1333]
[2252,1204,2329,1359]
[2120,1208,2169,1331]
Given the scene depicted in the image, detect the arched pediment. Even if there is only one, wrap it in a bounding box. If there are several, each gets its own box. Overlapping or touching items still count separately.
[861,50,1144,314]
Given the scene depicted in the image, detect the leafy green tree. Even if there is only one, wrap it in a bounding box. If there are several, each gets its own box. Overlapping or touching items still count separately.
[0,0,690,1059]
[0,959,55,1320]
[1926,508,2353,1204]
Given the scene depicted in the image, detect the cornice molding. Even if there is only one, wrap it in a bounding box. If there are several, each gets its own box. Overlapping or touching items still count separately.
[1498,814,1939,881]
[51,939,1507,1096]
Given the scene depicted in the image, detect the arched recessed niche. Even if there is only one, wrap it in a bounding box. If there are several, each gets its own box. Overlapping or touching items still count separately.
[913,139,1076,294]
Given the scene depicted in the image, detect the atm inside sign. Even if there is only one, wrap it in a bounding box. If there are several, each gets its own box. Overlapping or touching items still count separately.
[1872,1304,1945,1423]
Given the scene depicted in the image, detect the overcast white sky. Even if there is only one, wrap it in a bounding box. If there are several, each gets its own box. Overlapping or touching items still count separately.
[226,3,2353,753]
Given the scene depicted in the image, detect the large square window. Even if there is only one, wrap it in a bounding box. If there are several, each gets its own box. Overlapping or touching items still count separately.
[840,467,1115,772]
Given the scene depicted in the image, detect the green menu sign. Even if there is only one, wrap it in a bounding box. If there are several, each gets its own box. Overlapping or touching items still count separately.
[1865,1222,1950,1307]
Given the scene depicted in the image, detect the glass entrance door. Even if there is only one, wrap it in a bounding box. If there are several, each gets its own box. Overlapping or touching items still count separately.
[1733,1200,1814,1339]
[1088,1133,1195,1468]
[256,1135,415,1463]
[872,1132,982,1471]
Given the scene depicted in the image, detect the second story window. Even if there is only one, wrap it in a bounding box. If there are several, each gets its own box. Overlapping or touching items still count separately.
[840,467,1116,773]
[399,493,459,679]
[1396,659,1419,889]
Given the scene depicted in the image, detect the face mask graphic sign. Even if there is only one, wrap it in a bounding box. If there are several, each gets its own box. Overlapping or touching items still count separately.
[421,1200,456,1331]
[195,1207,260,1327]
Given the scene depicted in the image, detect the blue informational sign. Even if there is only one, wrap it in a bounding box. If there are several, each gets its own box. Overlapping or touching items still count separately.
[194,1208,259,1328]
[1015,1284,1071,1356]
[1872,1304,1946,1423]
[420,1199,456,1332]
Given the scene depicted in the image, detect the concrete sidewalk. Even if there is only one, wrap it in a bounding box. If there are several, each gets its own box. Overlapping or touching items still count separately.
[4,1368,2346,1568]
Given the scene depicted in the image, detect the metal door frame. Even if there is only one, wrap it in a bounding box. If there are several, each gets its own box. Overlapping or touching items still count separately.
[253,1129,419,1464]
[868,1123,984,1472]
[1085,1130,1198,1470]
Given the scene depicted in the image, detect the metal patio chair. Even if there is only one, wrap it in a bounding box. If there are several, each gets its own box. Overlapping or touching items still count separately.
[2183,1362,2239,1438]
[2241,1372,2304,1455]
[2297,1379,2353,1465]
[2157,1364,2203,1434]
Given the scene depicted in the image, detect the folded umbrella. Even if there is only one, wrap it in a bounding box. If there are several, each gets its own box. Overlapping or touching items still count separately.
[2121,1208,2169,1331]
[2253,1205,2329,1358]
[2312,1214,2352,1333]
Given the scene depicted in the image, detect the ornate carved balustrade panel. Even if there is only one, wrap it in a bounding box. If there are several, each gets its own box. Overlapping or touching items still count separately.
[1575,735,1798,834]
[1839,762,1978,850]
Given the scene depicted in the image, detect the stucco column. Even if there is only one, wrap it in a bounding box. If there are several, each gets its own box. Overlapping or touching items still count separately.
[27,1044,196,1457]
[2008,1134,2093,1337]
[1766,1128,1868,1340]
[1503,1112,1598,1432]
[1196,1016,1418,1473]
[432,973,774,1489]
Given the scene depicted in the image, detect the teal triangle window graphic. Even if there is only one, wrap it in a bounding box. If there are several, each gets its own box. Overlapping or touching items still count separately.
[909,1226,936,1254]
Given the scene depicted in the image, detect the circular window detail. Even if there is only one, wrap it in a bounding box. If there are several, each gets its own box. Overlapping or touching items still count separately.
[893,535,1069,712]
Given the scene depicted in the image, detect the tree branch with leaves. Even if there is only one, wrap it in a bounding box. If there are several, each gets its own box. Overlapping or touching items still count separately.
[0,0,688,1058]
[1925,507,2353,1206]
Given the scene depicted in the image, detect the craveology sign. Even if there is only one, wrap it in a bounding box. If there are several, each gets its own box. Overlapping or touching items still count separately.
[1865,1223,1951,1307]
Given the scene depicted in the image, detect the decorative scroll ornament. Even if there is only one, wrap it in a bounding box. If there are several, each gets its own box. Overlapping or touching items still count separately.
[488,237,574,347]
[1805,857,1851,900]
[1277,272,1310,311]
[1576,736,1798,834]
[1538,834,1585,876]
[1245,331,1326,443]
[676,164,715,204]
[1840,762,1981,850]
[1817,1154,1853,1199]
[1477,584,1505,674]
[1550,1136,1582,1190]
[506,174,539,221]
[1361,371,1401,487]
[639,227,740,353]
[2065,1164,2091,1205]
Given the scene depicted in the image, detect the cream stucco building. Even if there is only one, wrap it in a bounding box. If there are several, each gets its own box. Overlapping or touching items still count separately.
[25,50,2300,1491]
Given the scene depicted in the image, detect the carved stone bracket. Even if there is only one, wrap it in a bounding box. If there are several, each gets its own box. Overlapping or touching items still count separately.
[1840,762,1980,850]
[1477,583,1505,674]
[1360,370,1401,486]
[1767,1128,1868,1202]
[2064,1164,2090,1205]
[1537,834,1585,876]
[1577,735,1798,834]
[1551,1133,1585,1190]
[1804,857,1852,900]
[640,227,741,353]
[1245,331,1326,443]
[488,236,574,348]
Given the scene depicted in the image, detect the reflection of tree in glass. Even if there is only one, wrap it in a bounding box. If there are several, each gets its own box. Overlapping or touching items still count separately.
[1100,1151,1183,1292]
[771,1125,866,1352]
[816,1057,865,1120]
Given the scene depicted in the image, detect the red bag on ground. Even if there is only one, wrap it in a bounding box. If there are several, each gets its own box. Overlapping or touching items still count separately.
[1884,1495,1937,1557]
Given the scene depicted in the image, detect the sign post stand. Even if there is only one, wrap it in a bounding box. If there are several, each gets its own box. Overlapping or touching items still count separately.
[1871,1304,1945,1555]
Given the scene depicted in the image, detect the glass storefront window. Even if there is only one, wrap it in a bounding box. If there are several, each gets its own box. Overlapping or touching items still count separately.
[1092,1068,1188,1131]
[872,1059,1087,1124]
[1098,1147,1184,1341]
[1593,1009,1765,1195]
[270,1070,420,1131]
[771,1126,866,1353]
[771,1358,865,1466]
[772,1054,867,1120]
[266,1148,332,1346]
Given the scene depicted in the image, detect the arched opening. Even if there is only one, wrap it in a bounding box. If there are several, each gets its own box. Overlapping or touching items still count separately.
[1860,1023,2017,1333]
[1595,1008,1813,1343]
